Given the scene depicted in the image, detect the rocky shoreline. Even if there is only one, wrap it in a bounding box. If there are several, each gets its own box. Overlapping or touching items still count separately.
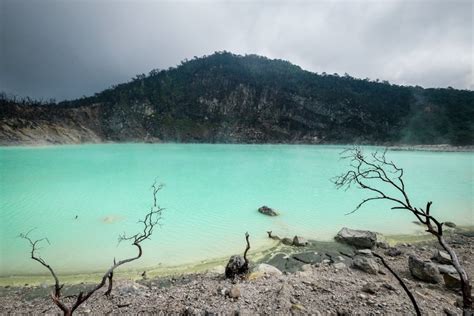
[2,141,473,153]
[1,228,472,315]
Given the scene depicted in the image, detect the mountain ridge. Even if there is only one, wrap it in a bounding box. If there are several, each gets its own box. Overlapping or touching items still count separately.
[1,52,473,145]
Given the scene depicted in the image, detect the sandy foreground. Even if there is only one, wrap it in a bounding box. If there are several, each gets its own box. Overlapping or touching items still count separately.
[1,230,473,315]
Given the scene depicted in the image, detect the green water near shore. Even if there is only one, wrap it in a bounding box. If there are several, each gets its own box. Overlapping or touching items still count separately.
[1,144,472,280]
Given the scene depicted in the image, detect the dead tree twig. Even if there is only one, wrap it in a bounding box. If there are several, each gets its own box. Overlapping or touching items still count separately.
[225,232,251,278]
[243,232,250,268]
[19,181,164,316]
[373,252,421,316]
[333,147,472,314]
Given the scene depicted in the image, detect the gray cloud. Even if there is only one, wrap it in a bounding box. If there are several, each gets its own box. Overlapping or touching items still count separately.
[0,0,472,101]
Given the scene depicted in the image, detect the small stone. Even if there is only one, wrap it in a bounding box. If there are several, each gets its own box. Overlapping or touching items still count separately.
[444,307,457,316]
[443,273,462,289]
[362,282,378,294]
[357,293,367,299]
[352,255,379,274]
[382,283,397,291]
[217,286,228,296]
[438,264,457,275]
[228,286,241,299]
[301,264,312,272]
[291,304,305,311]
[444,222,457,228]
[333,262,347,270]
[385,247,402,257]
[253,263,282,276]
[356,249,373,257]
[432,250,453,265]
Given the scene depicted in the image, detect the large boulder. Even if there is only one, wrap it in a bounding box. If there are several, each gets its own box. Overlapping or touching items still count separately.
[408,255,442,283]
[225,255,248,278]
[335,227,377,249]
[352,255,379,274]
[258,206,278,216]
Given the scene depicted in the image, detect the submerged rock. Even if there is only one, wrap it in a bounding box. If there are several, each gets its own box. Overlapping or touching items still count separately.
[292,252,328,265]
[408,255,442,283]
[267,253,304,273]
[335,227,377,249]
[258,206,278,216]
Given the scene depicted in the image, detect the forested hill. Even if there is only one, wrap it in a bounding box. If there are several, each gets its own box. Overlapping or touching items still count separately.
[1,52,473,145]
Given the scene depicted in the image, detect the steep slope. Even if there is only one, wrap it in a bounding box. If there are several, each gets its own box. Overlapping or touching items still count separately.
[1,52,473,145]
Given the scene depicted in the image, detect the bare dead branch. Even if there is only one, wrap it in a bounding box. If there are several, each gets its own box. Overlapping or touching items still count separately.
[333,147,472,312]
[243,232,250,266]
[373,252,421,316]
[20,181,165,315]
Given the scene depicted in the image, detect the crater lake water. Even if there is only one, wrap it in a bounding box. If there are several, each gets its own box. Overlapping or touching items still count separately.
[0,144,472,278]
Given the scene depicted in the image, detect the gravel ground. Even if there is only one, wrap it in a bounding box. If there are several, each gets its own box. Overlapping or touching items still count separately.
[1,231,472,315]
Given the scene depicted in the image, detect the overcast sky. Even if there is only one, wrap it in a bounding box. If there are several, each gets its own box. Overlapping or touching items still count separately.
[0,0,472,101]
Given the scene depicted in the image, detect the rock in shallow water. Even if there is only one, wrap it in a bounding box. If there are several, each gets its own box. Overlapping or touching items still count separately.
[292,236,308,247]
[258,205,278,216]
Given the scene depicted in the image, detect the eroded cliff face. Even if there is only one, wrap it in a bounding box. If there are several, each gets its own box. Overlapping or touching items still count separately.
[1,53,472,145]
[0,104,103,145]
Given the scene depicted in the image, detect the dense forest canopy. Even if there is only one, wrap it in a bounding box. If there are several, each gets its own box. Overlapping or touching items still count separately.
[1,52,473,145]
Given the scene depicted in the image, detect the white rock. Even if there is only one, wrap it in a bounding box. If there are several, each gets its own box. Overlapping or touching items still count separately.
[333,262,347,270]
[253,263,283,276]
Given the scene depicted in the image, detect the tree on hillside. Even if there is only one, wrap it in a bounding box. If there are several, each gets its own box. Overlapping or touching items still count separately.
[332,147,472,314]
[19,182,165,316]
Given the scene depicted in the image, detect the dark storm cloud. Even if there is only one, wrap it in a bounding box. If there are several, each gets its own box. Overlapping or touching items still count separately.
[0,0,472,100]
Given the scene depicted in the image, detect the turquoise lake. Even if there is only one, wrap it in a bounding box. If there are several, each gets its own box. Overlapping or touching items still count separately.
[0,144,472,277]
